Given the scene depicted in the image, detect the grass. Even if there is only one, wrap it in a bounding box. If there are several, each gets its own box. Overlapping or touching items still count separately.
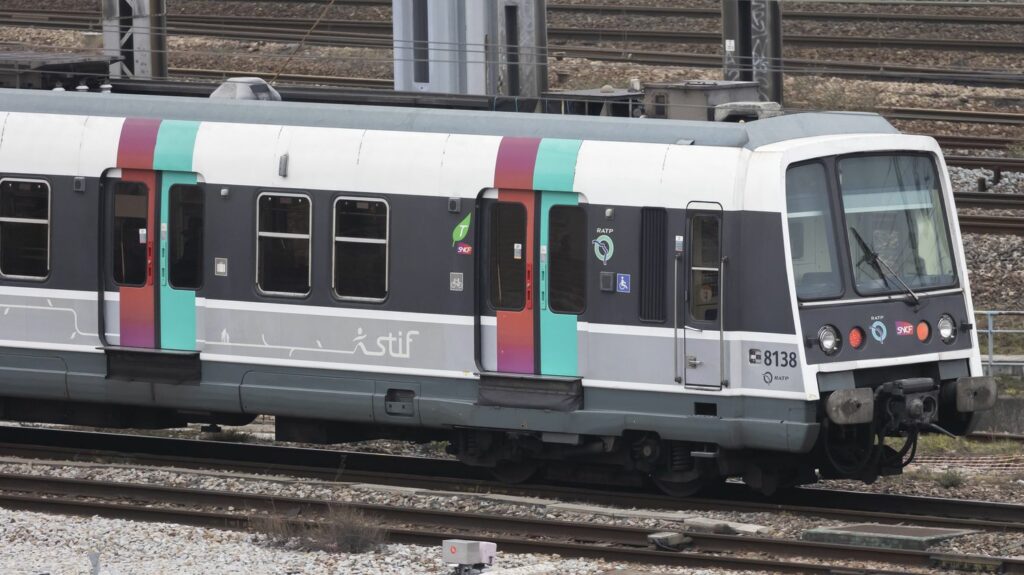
[934,469,967,489]
[916,434,1022,457]
[202,428,259,443]
[995,375,1024,398]
[252,506,385,553]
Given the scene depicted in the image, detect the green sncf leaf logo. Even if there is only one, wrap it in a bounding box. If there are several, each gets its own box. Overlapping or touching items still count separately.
[452,213,471,246]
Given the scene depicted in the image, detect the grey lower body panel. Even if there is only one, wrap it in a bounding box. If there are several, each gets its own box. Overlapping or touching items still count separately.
[0,347,819,454]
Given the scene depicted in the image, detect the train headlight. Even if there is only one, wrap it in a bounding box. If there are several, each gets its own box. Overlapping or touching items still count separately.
[818,325,841,355]
[938,314,956,343]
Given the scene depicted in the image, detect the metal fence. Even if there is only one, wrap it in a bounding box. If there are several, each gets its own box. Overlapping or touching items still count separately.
[975,310,1024,374]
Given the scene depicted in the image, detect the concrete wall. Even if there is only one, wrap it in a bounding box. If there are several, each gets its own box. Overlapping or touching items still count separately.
[974,395,1024,434]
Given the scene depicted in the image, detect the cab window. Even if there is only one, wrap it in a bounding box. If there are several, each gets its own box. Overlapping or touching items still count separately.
[786,162,843,300]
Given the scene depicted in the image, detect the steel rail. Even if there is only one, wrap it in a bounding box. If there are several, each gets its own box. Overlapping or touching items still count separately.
[885,108,1024,126]
[934,135,1022,150]
[547,4,1024,26]
[1,426,1023,530]
[959,215,1024,234]
[1,473,1021,574]
[945,156,1024,171]
[553,46,1024,88]
[954,192,1024,210]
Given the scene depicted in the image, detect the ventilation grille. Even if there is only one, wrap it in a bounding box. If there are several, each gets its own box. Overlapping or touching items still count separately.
[640,207,667,322]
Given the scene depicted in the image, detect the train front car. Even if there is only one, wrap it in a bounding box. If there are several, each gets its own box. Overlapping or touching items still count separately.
[772,132,996,484]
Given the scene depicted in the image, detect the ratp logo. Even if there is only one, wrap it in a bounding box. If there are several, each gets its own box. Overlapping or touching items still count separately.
[870,320,888,344]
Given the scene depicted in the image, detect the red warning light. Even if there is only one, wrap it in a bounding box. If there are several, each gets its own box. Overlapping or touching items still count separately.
[848,327,865,350]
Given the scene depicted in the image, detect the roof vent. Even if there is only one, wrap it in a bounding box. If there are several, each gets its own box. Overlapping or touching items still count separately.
[714,101,783,123]
[209,77,281,101]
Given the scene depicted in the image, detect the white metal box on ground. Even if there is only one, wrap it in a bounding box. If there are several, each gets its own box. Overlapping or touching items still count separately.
[442,539,497,566]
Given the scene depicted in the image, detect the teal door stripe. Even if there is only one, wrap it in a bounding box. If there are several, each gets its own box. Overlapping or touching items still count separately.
[154,121,200,351]
[153,121,200,172]
[535,139,583,377]
[534,139,582,192]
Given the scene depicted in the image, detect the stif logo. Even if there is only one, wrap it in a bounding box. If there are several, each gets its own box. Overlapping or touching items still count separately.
[895,321,914,336]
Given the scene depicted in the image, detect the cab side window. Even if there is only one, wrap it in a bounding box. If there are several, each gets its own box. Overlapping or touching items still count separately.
[689,214,720,323]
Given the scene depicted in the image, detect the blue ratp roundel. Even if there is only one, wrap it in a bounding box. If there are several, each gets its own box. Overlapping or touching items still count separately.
[870,321,888,344]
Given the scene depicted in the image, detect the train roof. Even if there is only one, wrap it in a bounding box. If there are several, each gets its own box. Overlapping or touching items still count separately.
[0,87,899,150]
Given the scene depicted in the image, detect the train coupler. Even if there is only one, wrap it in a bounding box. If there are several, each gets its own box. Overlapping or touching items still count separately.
[876,377,939,432]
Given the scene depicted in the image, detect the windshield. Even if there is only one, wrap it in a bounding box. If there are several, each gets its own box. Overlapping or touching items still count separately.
[786,162,843,300]
[838,154,955,295]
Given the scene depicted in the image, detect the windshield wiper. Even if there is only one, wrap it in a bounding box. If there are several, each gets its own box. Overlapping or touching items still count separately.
[850,227,921,306]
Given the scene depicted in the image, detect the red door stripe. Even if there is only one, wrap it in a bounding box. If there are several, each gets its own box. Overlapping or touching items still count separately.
[493,137,542,374]
[115,118,162,348]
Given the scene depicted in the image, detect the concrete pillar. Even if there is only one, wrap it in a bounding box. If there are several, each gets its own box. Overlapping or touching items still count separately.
[103,0,168,80]
[393,0,546,98]
[720,0,782,105]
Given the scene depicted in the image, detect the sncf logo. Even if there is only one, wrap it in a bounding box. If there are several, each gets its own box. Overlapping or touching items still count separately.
[895,321,914,336]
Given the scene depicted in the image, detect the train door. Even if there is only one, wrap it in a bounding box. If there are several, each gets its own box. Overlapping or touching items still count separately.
[103,169,204,382]
[683,204,725,390]
[482,189,586,377]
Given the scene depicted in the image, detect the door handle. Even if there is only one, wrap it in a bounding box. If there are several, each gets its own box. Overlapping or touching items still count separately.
[526,263,533,310]
[687,355,703,368]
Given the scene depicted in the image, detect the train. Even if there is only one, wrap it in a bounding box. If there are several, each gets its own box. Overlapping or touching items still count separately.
[0,86,996,495]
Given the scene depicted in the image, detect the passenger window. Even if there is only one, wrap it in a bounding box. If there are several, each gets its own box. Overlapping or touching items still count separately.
[112,182,148,286]
[786,162,842,300]
[334,198,388,300]
[0,179,50,279]
[489,202,527,310]
[548,205,586,314]
[689,215,720,323]
[168,185,204,290]
[257,193,310,296]
[639,207,667,322]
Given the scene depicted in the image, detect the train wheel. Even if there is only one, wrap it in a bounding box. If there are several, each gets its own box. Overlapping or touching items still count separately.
[652,475,707,498]
[490,460,539,484]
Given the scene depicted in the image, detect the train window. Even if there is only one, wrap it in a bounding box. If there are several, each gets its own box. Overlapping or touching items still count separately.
[489,202,527,310]
[548,205,586,314]
[334,197,388,301]
[0,179,49,280]
[256,193,311,296]
[838,154,955,295]
[689,215,720,323]
[112,182,148,286]
[639,207,667,322]
[168,185,204,290]
[786,162,842,300]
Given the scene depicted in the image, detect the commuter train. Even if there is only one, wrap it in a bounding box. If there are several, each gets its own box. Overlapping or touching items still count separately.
[0,87,995,494]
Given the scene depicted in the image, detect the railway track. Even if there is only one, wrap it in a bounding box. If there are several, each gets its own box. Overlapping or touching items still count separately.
[2,426,1023,531]
[1,471,1021,574]
[114,0,1024,26]
[10,10,1022,55]
[3,9,1023,87]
